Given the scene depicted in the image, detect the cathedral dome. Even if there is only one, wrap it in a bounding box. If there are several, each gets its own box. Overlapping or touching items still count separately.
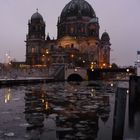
[101,32,110,42]
[31,11,43,21]
[60,0,96,21]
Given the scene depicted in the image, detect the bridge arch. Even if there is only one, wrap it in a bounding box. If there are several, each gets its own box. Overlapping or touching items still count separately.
[67,73,83,81]
[65,67,87,81]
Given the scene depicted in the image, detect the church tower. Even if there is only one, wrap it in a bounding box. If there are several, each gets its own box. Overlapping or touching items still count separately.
[26,10,46,65]
[100,32,111,67]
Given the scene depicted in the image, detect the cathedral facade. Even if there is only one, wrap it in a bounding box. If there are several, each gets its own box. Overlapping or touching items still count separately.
[26,0,111,68]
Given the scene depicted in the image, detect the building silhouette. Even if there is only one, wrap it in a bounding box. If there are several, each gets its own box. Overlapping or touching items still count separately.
[26,0,111,68]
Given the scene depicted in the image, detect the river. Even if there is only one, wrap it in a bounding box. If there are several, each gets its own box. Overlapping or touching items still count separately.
[0,81,139,140]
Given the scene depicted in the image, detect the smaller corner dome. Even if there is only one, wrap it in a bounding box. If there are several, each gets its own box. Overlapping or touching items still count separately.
[31,11,43,21]
[101,32,110,42]
[89,17,98,23]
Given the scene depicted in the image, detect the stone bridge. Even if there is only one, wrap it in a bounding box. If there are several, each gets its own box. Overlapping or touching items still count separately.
[65,67,87,81]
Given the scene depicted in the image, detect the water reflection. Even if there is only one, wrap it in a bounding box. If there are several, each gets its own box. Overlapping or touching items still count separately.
[23,82,112,140]
[24,85,49,139]
[4,88,12,103]
[0,81,140,139]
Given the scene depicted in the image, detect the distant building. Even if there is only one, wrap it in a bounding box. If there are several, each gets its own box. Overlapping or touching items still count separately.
[26,0,111,68]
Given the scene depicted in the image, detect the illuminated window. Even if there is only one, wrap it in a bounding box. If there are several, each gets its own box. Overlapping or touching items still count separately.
[46,49,49,54]
[32,48,35,53]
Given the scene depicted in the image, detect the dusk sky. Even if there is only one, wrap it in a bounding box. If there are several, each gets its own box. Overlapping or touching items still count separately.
[0,0,140,66]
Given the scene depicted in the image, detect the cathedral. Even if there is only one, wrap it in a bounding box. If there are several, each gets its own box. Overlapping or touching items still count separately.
[26,0,111,68]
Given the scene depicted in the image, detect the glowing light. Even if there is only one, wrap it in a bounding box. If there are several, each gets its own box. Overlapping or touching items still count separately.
[90,66,93,69]
[45,101,49,110]
[109,65,112,68]
[46,49,49,54]
[126,69,130,72]
[111,83,114,87]
[42,99,45,103]
[5,98,7,103]
[91,89,96,96]
[91,89,95,92]
[4,93,11,103]
[90,62,94,69]
[71,54,74,58]
[74,89,78,92]
[127,90,129,94]
[4,88,11,103]
[74,68,78,72]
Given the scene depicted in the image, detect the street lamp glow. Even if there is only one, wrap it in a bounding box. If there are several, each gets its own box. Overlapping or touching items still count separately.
[71,54,74,58]
[46,49,49,54]
[111,83,114,87]
[126,69,130,72]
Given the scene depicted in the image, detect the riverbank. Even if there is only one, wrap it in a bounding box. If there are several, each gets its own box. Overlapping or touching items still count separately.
[0,77,54,86]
